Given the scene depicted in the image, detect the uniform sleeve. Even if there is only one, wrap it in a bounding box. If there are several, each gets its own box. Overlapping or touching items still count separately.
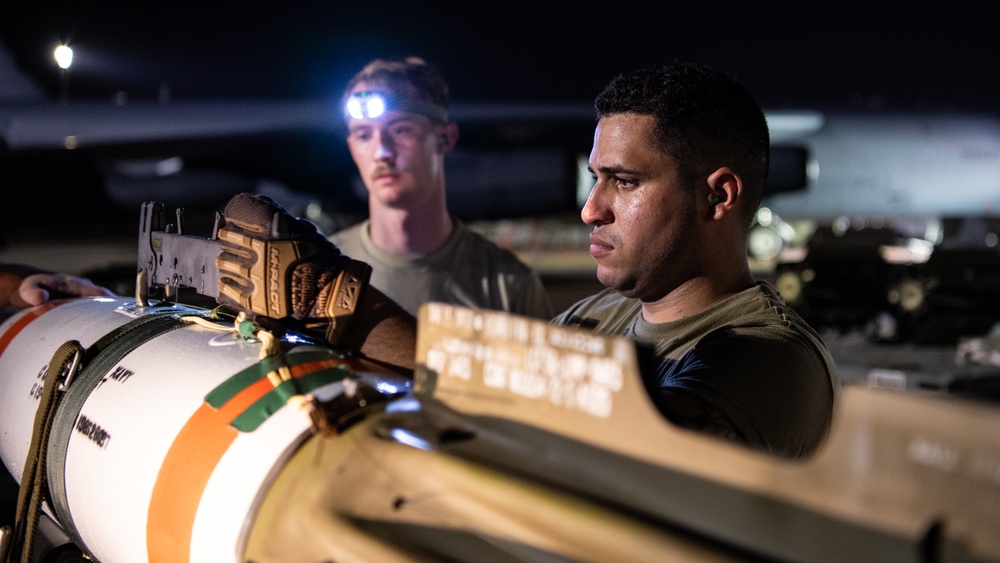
[650,328,836,459]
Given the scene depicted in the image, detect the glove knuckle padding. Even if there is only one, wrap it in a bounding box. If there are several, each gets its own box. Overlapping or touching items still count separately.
[215,236,311,319]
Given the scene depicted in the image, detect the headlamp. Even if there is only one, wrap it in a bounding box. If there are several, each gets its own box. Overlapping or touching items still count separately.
[344,91,449,123]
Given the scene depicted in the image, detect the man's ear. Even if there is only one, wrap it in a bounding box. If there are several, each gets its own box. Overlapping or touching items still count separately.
[706,167,742,214]
[437,122,459,153]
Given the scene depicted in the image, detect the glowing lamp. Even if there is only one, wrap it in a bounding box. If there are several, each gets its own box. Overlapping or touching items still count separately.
[54,45,73,69]
[344,90,448,122]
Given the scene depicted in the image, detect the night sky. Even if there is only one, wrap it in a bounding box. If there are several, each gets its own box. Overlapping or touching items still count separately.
[2,1,999,239]
[2,1,998,112]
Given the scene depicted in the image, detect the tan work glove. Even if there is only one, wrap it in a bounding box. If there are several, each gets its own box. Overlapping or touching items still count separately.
[216,193,372,348]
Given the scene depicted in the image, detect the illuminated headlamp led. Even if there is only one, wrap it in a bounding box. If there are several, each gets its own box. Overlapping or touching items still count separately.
[344,91,449,122]
[346,92,385,119]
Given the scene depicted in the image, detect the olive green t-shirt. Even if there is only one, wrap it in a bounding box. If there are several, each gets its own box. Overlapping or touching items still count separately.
[330,220,553,320]
[553,282,838,458]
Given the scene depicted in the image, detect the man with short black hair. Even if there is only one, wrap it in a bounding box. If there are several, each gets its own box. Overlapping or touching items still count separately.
[555,63,836,457]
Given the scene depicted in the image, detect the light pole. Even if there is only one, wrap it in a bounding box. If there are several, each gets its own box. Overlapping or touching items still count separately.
[54,44,73,103]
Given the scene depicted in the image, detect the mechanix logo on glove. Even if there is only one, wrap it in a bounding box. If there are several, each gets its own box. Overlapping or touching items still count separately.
[217,231,309,318]
[267,245,283,310]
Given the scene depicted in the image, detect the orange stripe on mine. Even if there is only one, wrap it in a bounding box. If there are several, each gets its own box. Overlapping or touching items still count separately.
[146,376,275,562]
[145,356,355,562]
[0,301,64,357]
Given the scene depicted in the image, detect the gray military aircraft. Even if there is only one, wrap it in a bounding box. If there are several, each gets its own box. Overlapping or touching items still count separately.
[752,110,1000,260]
[754,112,1000,341]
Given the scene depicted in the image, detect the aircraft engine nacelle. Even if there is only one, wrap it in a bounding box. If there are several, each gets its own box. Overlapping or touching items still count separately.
[0,296,406,563]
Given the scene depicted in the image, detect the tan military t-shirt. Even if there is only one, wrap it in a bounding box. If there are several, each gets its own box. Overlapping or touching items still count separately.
[330,219,553,320]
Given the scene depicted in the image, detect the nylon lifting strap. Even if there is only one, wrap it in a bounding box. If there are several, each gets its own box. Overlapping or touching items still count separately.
[0,306,229,563]
[0,305,251,563]
[4,339,84,563]
[45,309,196,559]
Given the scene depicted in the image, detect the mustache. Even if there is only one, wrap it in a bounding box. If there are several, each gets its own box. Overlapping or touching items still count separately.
[371,165,400,180]
[590,228,619,247]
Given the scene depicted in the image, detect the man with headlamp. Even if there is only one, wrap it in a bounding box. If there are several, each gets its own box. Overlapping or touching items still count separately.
[329,57,553,320]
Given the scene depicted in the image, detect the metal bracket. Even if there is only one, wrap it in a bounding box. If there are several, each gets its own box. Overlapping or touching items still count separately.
[136,201,224,303]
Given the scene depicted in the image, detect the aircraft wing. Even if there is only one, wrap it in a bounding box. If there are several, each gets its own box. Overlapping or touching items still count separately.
[0,98,338,150]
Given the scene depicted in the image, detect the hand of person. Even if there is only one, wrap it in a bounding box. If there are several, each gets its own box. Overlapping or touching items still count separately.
[18,272,116,307]
[0,264,116,309]
[215,193,372,347]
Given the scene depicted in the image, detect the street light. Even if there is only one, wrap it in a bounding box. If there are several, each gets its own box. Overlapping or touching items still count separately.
[54,44,73,103]
[54,45,73,69]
